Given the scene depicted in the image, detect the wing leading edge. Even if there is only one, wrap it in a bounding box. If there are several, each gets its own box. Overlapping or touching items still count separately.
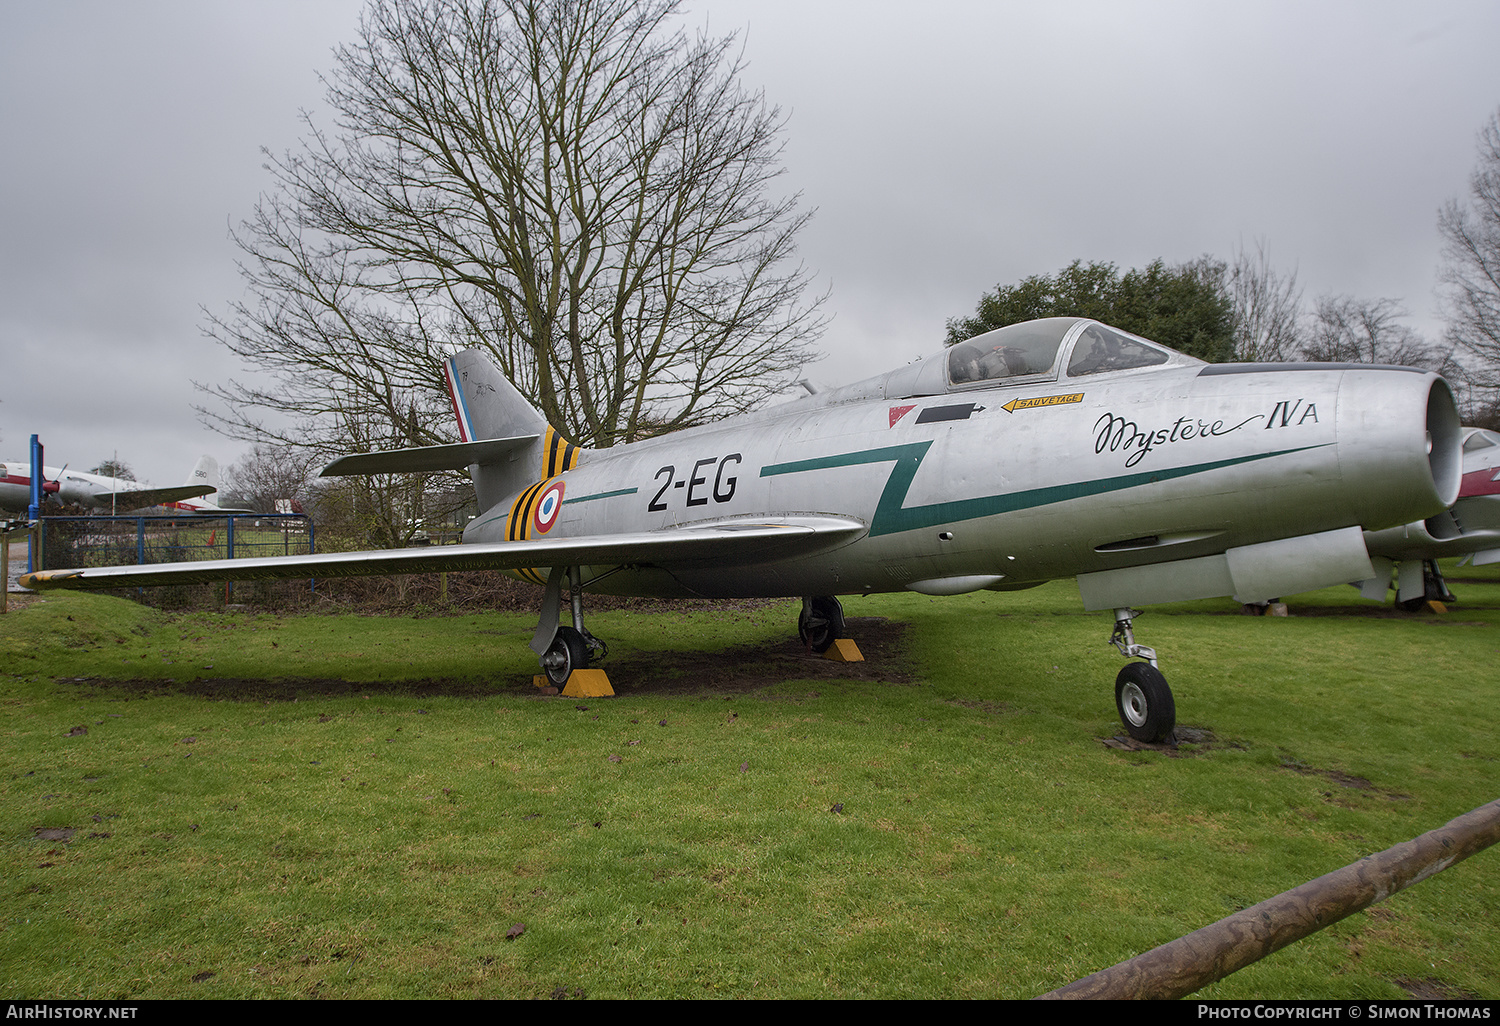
[90,485,216,508]
[19,516,868,591]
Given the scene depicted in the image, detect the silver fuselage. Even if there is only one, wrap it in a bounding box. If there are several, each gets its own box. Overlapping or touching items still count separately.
[467,346,1460,600]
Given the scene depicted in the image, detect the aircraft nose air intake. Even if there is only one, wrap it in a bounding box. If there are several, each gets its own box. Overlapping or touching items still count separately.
[1334,369,1462,531]
[1425,376,1463,506]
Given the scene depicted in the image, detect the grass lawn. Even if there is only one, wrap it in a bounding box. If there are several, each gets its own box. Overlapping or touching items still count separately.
[2,567,1498,999]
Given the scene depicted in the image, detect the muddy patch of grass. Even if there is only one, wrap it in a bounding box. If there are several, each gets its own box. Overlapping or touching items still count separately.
[1099,724,1242,756]
[53,616,913,702]
[1394,976,1481,1000]
[603,616,914,695]
[1280,758,1414,802]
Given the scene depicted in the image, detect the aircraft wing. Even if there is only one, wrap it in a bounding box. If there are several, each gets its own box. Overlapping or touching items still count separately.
[90,485,216,509]
[19,515,868,590]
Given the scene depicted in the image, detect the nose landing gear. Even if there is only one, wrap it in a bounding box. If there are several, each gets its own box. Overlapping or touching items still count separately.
[1109,607,1176,744]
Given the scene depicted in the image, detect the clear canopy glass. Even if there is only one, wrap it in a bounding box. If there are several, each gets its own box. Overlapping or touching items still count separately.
[947,318,1077,385]
[1065,322,1170,377]
[946,317,1170,385]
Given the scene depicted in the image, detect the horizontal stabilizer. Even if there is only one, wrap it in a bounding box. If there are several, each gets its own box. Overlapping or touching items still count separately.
[91,485,216,508]
[20,515,868,590]
[321,436,540,477]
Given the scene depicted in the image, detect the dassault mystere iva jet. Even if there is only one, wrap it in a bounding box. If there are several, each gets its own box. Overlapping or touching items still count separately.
[22,318,1463,742]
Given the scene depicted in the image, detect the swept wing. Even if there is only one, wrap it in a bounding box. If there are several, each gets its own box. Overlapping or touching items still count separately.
[20,515,867,590]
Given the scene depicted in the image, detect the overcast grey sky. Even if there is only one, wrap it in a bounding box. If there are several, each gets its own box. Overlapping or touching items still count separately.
[3,0,1497,489]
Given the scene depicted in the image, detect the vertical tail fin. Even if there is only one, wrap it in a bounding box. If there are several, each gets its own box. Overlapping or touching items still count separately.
[443,350,585,511]
[185,455,219,492]
[443,351,548,444]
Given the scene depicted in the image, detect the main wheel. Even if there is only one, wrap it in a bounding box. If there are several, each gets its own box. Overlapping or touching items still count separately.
[1114,662,1176,743]
[798,596,845,654]
[541,626,589,686]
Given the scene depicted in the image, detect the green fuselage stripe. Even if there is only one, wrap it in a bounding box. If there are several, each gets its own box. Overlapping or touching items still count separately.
[472,485,637,532]
[761,442,1327,538]
[564,487,638,504]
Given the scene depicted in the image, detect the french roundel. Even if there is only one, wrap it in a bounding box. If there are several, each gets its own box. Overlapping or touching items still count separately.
[532,480,566,535]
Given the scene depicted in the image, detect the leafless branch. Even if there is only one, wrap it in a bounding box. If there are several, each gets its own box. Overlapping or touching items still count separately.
[200,0,823,476]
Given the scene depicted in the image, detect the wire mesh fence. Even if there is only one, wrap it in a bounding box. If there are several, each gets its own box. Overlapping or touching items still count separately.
[28,514,544,611]
[33,514,316,608]
[37,514,315,570]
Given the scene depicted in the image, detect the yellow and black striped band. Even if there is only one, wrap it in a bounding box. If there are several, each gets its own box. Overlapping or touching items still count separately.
[543,426,581,478]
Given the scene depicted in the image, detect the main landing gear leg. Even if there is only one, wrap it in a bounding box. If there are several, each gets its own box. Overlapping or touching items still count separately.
[1397,559,1456,612]
[798,595,845,654]
[1426,559,1456,604]
[530,566,608,688]
[1109,607,1176,744]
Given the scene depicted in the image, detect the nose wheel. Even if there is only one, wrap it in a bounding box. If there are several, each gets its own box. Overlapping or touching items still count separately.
[1109,608,1176,743]
[1115,661,1176,743]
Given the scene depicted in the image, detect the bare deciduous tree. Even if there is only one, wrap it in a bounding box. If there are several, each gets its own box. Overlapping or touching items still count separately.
[306,472,437,550]
[229,438,474,549]
[88,458,135,481]
[1229,239,1302,362]
[200,0,822,472]
[1301,295,1459,376]
[226,444,318,515]
[1439,108,1500,390]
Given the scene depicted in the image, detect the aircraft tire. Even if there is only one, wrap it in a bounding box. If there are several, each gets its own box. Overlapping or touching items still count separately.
[543,626,589,686]
[1115,662,1175,743]
[798,596,845,654]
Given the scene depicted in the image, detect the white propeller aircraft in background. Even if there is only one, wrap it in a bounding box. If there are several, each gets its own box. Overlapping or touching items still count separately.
[22,318,1463,743]
[1,455,224,515]
[149,456,253,515]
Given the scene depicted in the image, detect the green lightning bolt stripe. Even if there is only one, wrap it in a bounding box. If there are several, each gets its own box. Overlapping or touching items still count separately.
[761,442,1330,538]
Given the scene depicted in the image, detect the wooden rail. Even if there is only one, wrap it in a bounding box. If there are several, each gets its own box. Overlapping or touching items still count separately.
[1039,798,1500,1000]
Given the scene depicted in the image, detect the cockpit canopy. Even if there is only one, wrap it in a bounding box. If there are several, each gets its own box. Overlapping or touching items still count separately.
[948,318,1171,384]
[821,317,1199,406]
[1463,427,1500,453]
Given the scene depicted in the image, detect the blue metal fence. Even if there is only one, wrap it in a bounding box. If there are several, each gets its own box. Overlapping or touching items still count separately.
[37,514,315,583]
